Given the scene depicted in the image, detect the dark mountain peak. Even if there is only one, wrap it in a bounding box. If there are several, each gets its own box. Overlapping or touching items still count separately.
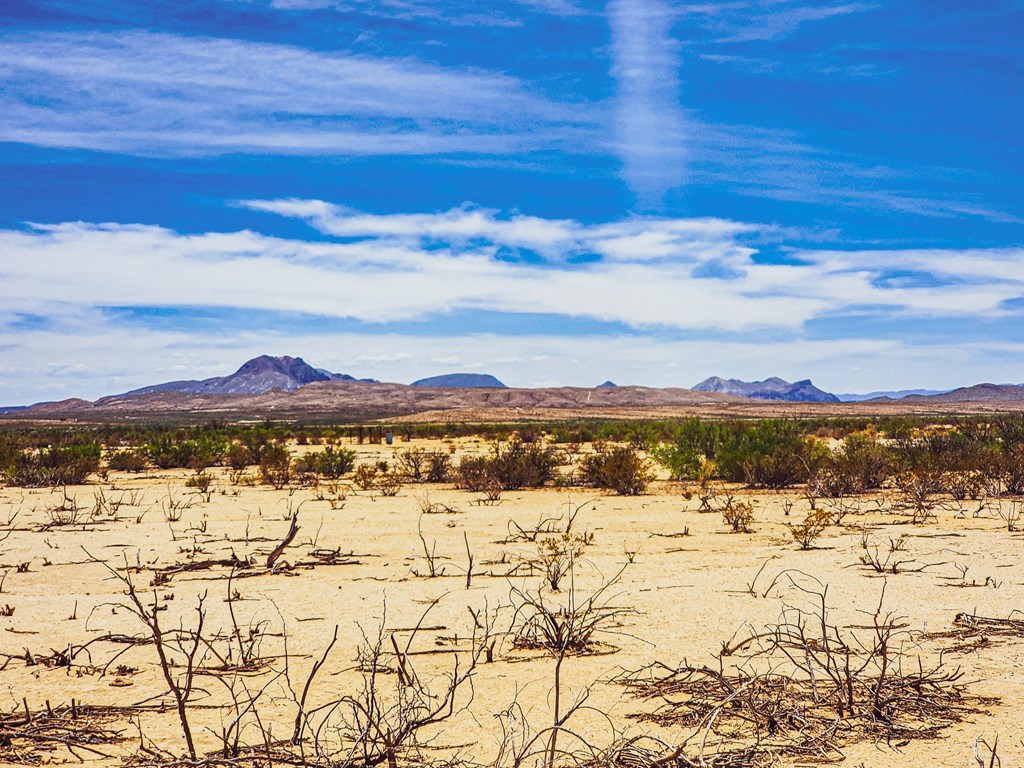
[118,355,370,398]
[597,381,617,388]
[234,355,328,385]
[692,375,839,403]
[411,373,507,388]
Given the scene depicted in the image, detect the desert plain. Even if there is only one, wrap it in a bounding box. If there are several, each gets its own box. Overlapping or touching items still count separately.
[0,434,1021,768]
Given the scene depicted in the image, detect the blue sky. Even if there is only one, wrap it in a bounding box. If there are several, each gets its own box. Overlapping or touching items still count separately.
[1,0,1022,403]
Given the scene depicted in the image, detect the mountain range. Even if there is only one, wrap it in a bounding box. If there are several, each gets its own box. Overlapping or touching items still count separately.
[8,356,1024,422]
[691,376,840,403]
[834,388,950,402]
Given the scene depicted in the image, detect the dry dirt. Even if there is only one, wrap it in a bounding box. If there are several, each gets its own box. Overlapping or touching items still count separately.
[0,439,1021,767]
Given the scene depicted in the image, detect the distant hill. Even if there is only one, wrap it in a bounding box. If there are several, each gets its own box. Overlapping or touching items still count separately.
[597,381,617,388]
[411,373,507,388]
[120,355,373,397]
[901,383,1024,403]
[836,388,950,402]
[692,376,839,403]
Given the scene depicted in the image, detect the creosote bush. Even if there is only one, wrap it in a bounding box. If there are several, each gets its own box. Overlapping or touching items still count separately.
[258,443,292,489]
[293,445,356,479]
[722,498,755,533]
[455,437,558,491]
[6,442,101,487]
[785,508,831,549]
[106,448,149,473]
[579,444,655,495]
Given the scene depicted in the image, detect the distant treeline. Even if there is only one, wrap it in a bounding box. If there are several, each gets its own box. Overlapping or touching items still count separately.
[2,415,1024,498]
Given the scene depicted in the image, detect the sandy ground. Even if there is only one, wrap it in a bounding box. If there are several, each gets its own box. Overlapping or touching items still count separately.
[0,438,1021,767]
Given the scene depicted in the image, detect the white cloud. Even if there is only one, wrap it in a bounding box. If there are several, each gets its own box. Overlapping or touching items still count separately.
[3,203,1023,403]
[0,31,592,156]
[2,206,1023,354]
[240,198,760,261]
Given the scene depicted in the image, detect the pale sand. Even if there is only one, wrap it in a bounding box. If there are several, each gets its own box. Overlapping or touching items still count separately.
[0,439,1019,766]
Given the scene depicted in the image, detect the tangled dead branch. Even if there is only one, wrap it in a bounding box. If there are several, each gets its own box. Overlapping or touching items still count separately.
[617,585,985,766]
[0,702,125,765]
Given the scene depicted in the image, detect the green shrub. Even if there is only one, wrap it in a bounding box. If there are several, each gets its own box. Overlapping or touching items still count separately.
[294,446,356,479]
[259,443,292,489]
[226,442,253,471]
[144,434,226,470]
[651,418,723,480]
[455,455,493,492]
[785,508,831,549]
[7,442,101,486]
[107,449,149,473]
[489,436,557,489]
[579,445,655,495]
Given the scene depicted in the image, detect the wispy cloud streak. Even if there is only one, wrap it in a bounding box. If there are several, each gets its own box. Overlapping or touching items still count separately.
[0,31,594,156]
[608,0,687,206]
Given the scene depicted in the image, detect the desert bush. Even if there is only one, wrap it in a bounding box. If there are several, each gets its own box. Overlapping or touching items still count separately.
[536,533,591,591]
[144,434,226,471]
[226,442,253,471]
[894,468,945,523]
[293,445,356,479]
[722,497,755,533]
[622,587,977,765]
[396,447,428,480]
[785,508,831,550]
[396,447,449,481]
[579,445,655,495]
[353,463,381,491]
[422,450,452,483]
[184,472,214,501]
[859,533,914,573]
[454,455,492,492]
[375,471,403,497]
[489,436,558,489]
[820,434,893,496]
[397,448,452,483]
[651,418,723,480]
[7,441,101,486]
[944,469,986,500]
[1000,444,1024,495]
[326,602,490,768]
[692,420,819,489]
[454,438,556,492]
[259,443,292,489]
[106,448,149,473]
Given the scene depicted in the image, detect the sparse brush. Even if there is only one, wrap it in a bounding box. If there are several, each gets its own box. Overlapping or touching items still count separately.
[785,508,831,550]
[43,489,82,527]
[619,585,976,764]
[184,472,214,502]
[895,468,945,524]
[721,498,755,533]
[352,463,380,491]
[858,532,933,574]
[535,533,591,591]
